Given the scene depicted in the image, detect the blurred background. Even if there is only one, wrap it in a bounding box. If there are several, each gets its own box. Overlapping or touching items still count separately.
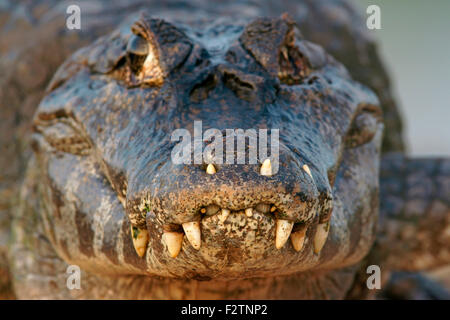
[357,0,450,290]
[357,0,450,156]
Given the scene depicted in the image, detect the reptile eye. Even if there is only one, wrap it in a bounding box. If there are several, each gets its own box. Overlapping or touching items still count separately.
[345,104,382,148]
[126,34,149,73]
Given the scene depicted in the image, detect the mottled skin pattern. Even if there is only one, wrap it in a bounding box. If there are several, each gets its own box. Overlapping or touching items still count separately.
[0,0,448,299]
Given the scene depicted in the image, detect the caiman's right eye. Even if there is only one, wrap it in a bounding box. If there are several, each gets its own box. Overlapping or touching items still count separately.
[126,34,149,73]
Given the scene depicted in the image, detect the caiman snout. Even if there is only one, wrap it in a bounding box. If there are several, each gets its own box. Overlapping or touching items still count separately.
[127,146,333,260]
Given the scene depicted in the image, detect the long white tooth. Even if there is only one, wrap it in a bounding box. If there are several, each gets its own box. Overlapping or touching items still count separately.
[275,219,294,249]
[260,158,272,176]
[303,164,313,180]
[182,221,201,250]
[245,208,253,217]
[206,163,216,174]
[314,222,330,254]
[162,232,184,258]
[290,226,307,252]
[218,208,230,223]
[131,226,149,258]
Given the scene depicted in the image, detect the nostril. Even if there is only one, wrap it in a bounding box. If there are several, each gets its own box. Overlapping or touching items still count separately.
[222,70,257,101]
[223,71,255,90]
[189,72,218,102]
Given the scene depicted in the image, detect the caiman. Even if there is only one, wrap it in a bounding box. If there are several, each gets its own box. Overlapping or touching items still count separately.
[0,0,448,299]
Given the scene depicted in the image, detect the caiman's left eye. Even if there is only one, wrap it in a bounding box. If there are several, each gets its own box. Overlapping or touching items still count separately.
[345,104,383,148]
[126,34,149,74]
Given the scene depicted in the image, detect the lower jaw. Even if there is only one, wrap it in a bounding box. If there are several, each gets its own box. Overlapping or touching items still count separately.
[70,266,359,299]
[141,219,329,280]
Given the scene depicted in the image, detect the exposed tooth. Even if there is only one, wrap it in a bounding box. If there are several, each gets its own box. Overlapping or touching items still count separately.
[255,203,271,213]
[162,232,184,258]
[275,219,294,249]
[206,163,216,174]
[260,158,272,176]
[314,222,330,254]
[218,208,230,223]
[245,208,253,217]
[182,221,201,250]
[303,164,313,180]
[281,46,289,60]
[130,226,149,258]
[290,226,307,252]
[205,204,220,216]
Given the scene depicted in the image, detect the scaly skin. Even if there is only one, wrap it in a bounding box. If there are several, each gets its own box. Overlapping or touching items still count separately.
[1,0,448,299]
[378,154,450,272]
[346,154,450,299]
[10,155,450,299]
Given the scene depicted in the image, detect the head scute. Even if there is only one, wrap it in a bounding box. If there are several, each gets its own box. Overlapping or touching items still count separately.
[127,15,165,86]
[239,13,310,84]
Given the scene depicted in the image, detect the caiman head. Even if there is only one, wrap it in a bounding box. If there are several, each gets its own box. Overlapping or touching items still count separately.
[31,13,383,280]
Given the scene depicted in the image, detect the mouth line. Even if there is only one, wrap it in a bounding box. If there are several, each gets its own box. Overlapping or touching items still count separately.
[202,203,278,218]
[132,202,330,260]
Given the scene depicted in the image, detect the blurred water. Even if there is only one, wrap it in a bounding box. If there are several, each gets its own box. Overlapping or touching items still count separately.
[357,0,450,156]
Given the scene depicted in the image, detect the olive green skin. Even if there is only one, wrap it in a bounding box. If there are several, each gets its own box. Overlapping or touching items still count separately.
[0,0,448,299]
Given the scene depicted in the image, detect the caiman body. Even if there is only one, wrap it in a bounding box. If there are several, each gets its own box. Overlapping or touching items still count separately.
[0,0,448,299]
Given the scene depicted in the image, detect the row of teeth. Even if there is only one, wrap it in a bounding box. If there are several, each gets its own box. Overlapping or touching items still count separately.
[130,160,322,258]
[131,206,330,259]
[206,158,276,176]
[207,159,314,183]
